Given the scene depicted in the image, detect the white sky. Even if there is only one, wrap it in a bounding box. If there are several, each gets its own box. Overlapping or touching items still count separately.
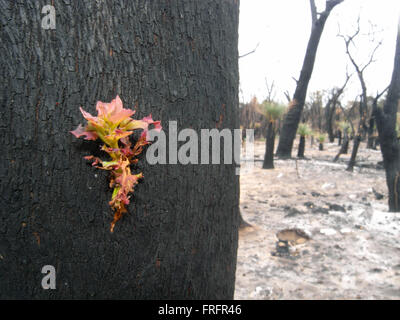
[238,0,400,105]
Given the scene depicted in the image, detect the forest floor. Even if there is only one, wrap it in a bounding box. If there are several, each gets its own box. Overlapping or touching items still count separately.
[234,139,400,300]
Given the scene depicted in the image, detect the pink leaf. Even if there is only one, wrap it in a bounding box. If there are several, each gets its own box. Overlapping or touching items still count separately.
[70,124,98,140]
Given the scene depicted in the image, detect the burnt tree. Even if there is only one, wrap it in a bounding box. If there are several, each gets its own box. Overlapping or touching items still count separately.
[263,120,276,168]
[298,135,306,158]
[324,73,351,142]
[373,22,400,212]
[339,17,382,170]
[334,101,356,162]
[0,0,240,299]
[276,0,343,158]
[260,101,285,170]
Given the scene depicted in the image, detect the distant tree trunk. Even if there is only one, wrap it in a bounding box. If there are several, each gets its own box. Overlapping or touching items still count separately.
[297,136,306,158]
[333,129,349,162]
[325,100,336,143]
[343,134,349,154]
[338,129,342,146]
[326,75,350,144]
[263,121,276,169]
[319,142,324,151]
[340,17,382,167]
[276,0,343,158]
[0,0,240,299]
[366,116,375,149]
[373,22,400,212]
[347,135,361,171]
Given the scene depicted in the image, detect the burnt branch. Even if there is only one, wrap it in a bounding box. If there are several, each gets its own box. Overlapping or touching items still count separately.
[239,42,260,59]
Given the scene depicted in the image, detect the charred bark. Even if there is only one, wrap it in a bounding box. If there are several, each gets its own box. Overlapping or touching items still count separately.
[0,0,240,299]
[366,116,376,149]
[263,121,276,169]
[276,0,343,158]
[325,76,350,143]
[297,136,306,158]
[333,129,349,162]
[325,99,336,143]
[346,135,361,171]
[373,22,400,212]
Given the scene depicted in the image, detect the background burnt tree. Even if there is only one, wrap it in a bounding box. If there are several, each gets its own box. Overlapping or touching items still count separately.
[276,0,343,158]
[373,22,400,212]
[304,90,324,132]
[297,123,311,158]
[324,73,351,142]
[0,0,240,299]
[239,96,265,140]
[339,17,382,170]
[318,133,326,151]
[259,101,286,169]
[333,120,351,162]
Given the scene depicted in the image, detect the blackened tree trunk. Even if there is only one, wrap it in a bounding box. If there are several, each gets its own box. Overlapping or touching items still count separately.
[319,142,324,151]
[325,75,350,143]
[297,136,306,158]
[346,97,365,170]
[343,135,349,154]
[325,99,336,143]
[262,121,276,169]
[366,116,376,149]
[276,0,343,158]
[0,0,240,299]
[347,135,361,171]
[373,22,400,212]
[340,18,382,169]
[333,129,349,162]
[338,129,342,146]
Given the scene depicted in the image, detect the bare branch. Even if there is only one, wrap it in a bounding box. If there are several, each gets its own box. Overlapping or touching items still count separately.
[361,40,382,73]
[239,42,260,59]
[265,78,275,102]
[372,85,390,110]
[284,90,292,103]
[310,0,317,27]
[336,70,352,95]
[326,0,344,12]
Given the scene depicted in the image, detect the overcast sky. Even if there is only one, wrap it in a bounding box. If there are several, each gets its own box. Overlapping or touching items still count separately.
[238,0,400,105]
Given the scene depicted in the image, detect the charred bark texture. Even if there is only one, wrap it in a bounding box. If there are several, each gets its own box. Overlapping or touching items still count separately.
[373,23,400,212]
[276,0,342,158]
[0,0,240,299]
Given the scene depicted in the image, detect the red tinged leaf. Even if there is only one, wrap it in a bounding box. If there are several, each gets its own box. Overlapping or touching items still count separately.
[70,95,161,232]
[96,95,135,124]
[70,124,98,140]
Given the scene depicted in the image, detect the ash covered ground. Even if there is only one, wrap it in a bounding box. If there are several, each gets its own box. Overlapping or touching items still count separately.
[234,139,400,300]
